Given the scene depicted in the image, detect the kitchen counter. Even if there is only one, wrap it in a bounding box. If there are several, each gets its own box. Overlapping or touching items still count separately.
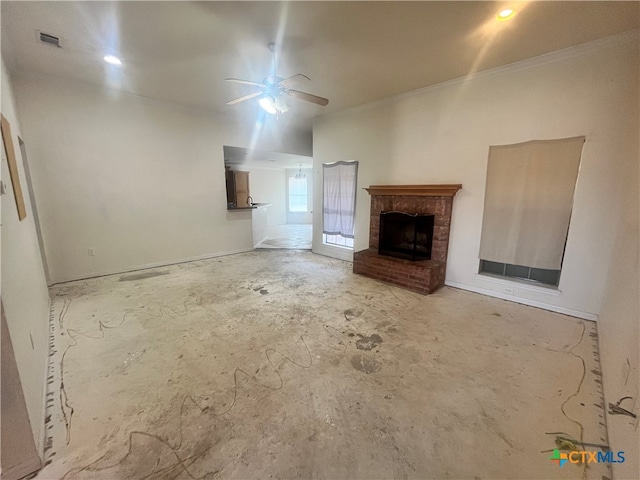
[227,202,272,211]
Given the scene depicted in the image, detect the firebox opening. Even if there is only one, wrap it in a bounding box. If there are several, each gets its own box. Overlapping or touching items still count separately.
[379,211,435,261]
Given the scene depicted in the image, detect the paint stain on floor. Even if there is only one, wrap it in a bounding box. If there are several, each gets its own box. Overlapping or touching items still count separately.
[350,354,382,374]
[355,333,383,351]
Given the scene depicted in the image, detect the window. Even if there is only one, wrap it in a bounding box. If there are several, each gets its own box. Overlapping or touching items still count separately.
[322,161,358,250]
[288,177,308,212]
[323,234,354,249]
[479,260,561,287]
[479,137,584,287]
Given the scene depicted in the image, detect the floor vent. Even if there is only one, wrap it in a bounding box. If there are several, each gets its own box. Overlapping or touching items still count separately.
[38,32,61,48]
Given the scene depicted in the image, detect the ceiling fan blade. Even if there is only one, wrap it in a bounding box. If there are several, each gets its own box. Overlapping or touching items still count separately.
[279,73,310,88]
[226,91,263,105]
[225,78,265,88]
[287,89,329,106]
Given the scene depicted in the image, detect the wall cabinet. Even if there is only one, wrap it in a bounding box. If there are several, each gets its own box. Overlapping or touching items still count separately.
[225,169,251,208]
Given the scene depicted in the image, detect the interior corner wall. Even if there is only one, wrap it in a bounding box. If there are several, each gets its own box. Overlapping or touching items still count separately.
[1,57,50,454]
[10,75,309,284]
[312,31,639,320]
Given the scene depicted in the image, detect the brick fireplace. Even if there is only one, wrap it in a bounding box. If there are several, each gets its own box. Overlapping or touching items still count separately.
[353,184,462,294]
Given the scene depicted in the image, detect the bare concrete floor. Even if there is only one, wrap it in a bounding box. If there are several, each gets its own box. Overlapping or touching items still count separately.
[40,250,609,480]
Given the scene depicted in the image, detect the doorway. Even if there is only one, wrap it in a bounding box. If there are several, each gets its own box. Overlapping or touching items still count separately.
[18,137,50,283]
[223,145,312,250]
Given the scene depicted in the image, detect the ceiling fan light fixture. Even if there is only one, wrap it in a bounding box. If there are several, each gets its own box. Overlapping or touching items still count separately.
[259,96,278,115]
[274,96,289,113]
[259,95,289,115]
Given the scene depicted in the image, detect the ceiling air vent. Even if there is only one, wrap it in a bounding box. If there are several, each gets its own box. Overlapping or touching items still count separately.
[38,32,61,48]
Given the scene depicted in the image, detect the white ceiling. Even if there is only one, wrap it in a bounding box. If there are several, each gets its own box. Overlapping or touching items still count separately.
[2,1,639,137]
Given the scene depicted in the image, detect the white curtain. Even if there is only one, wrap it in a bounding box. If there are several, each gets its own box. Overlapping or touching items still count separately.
[479,137,585,270]
[323,161,358,238]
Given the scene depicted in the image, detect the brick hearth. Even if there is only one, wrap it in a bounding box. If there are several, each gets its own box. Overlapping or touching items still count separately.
[353,184,462,294]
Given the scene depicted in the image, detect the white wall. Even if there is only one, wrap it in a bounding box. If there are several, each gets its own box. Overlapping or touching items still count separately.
[313,31,639,320]
[11,75,311,284]
[246,167,287,225]
[286,168,313,225]
[597,95,639,478]
[251,205,269,247]
[1,57,50,454]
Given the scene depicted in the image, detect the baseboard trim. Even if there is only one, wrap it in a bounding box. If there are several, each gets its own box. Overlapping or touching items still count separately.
[312,244,354,262]
[37,298,52,460]
[445,280,598,321]
[48,248,253,286]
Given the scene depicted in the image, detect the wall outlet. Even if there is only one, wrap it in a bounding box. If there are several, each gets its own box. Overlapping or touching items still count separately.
[503,287,514,294]
[88,248,95,256]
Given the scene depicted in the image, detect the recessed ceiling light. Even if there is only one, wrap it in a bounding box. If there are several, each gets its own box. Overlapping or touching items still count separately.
[497,8,515,20]
[103,55,122,66]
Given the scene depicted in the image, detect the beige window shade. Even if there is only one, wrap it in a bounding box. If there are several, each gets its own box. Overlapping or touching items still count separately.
[479,137,585,270]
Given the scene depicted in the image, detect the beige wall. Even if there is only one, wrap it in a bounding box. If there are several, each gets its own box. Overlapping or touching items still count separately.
[598,94,639,478]
[313,31,639,320]
[1,57,50,454]
[12,75,311,284]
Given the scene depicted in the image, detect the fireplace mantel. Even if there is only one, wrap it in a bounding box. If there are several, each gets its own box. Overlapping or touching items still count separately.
[364,184,462,197]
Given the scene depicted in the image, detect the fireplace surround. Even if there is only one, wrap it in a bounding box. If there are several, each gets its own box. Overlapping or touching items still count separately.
[353,184,462,294]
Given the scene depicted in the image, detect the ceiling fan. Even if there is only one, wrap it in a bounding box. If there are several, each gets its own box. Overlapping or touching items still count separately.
[225,42,329,115]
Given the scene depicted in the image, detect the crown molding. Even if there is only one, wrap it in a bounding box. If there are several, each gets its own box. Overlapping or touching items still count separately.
[315,29,639,126]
